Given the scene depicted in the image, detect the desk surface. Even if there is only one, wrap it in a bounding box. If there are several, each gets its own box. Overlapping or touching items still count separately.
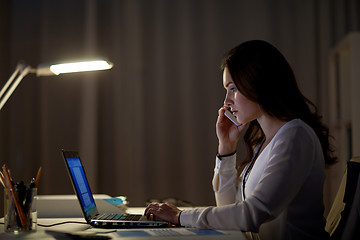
[0,218,248,240]
[0,208,249,240]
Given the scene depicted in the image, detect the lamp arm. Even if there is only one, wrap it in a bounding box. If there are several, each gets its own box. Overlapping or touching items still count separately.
[0,63,34,111]
[0,64,23,99]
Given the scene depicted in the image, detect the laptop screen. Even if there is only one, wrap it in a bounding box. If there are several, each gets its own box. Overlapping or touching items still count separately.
[65,156,97,217]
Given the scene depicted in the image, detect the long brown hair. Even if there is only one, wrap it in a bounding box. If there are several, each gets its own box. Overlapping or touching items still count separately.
[220,40,336,173]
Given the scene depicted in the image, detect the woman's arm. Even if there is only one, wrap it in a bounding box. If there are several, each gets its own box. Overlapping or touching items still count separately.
[213,106,245,206]
[212,154,238,206]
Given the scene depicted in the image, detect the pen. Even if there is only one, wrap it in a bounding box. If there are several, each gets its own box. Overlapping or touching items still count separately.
[24,181,35,220]
[16,181,26,205]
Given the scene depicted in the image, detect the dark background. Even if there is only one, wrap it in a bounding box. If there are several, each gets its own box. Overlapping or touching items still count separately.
[0,0,359,216]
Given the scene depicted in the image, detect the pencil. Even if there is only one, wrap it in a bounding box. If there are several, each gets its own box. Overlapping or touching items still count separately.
[34,166,42,187]
[0,170,5,188]
[0,170,11,199]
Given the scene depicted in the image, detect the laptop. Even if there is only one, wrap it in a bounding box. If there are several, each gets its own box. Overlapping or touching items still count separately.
[62,150,168,228]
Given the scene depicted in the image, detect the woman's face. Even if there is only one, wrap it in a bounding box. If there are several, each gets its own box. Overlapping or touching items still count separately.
[223,67,261,124]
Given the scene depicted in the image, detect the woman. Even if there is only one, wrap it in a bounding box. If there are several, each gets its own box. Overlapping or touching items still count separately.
[145,40,335,239]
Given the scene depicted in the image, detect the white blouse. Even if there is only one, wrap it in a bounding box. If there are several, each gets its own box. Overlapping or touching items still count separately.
[179,119,329,240]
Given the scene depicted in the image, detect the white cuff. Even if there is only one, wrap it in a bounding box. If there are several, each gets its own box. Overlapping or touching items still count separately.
[214,154,236,173]
[179,209,193,227]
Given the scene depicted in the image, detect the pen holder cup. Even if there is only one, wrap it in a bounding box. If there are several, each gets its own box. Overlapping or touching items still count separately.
[4,188,37,232]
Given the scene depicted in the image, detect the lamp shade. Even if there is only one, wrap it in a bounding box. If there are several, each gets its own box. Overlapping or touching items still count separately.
[36,59,113,76]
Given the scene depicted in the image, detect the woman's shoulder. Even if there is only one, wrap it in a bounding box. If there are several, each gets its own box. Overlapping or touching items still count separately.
[274,118,319,144]
[267,119,323,163]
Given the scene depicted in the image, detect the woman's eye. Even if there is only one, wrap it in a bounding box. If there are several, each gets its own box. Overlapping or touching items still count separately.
[230,87,237,92]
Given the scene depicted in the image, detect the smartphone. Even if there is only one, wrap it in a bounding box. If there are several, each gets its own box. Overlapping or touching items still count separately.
[224,109,242,126]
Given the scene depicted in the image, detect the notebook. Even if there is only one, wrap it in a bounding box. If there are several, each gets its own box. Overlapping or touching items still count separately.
[62,150,168,228]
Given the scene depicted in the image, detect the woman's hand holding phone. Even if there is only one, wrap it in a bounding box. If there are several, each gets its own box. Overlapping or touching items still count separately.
[216,107,244,155]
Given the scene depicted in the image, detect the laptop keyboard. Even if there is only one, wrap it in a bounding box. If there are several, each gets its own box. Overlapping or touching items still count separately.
[96,213,142,221]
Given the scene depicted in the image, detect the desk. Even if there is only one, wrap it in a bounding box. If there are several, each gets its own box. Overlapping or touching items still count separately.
[0,207,249,239]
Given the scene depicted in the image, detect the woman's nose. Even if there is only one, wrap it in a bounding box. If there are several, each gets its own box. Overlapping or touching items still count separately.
[224,94,232,106]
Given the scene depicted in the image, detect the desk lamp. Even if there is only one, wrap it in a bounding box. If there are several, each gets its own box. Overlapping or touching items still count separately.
[0,59,113,111]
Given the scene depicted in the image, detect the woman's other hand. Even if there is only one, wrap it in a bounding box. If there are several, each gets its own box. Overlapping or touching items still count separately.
[144,202,182,226]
